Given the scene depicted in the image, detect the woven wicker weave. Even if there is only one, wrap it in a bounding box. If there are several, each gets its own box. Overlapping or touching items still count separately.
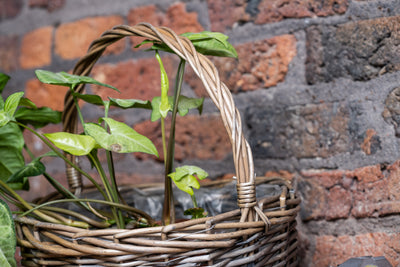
[15,23,300,266]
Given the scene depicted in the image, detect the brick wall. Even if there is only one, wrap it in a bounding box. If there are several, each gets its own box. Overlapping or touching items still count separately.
[1,0,400,265]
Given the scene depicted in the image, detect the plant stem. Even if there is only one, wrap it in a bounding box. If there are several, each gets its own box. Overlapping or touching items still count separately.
[0,179,63,225]
[191,194,198,208]
[162,59,186,225]
[19,197,155,226]
[103,104,125,228]
[88,152,123,228]
[42,172,90,210]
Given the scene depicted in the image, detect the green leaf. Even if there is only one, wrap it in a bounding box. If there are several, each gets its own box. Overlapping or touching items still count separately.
[84,118,158,156]
[181,31,238,58]
[18,97,37,109]
[15,107,61,129]
[72,92,105,106]
[169,172,200,196]
[0,73,10,109]
[184,207,207,219]
[175,95,204,117]
[4,92,24,119]
[0,111,9,127]
[169,165,208,196]
[35,70,119,92]
[155,51,170,118]
[109,97,152,109]
[7,159,45,183]
[150,96,204,122]
[44,132,97,156]
[137,31,238,58]
[0,198,16,267]
[173,165,208,182]
[0,123,26,190]
[0,73,10,93]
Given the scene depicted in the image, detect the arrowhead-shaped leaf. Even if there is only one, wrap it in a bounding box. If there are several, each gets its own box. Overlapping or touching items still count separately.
[108,97,152,109]
[136,31,238,58]
[35,70,119,91]
[7,159,45,183]
[84,118,158,156]
[150,96,204,122]
[72,92,105,106]
[181,31,238,58]
[169,172,200,196]
[169,165,208,196]
[15,107,61,129]
[44,132,97,156]
[173,165,208,181]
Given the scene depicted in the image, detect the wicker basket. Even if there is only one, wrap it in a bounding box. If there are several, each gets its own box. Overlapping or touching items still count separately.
[14,23,300,266]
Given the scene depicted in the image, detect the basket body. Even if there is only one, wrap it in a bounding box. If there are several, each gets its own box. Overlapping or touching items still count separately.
[14,24,300,266]
[16,178,299,266]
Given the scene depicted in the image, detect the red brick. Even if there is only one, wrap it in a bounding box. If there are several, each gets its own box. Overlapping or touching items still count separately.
[0,0,23,21]
[186,34,297,96]
[25,78,69,111]
[91,56,178,101]
[326,185,351,220]
[299,162,400,220]
[307,17,400,84]
[127,3,204,35]
[0,35,19,72]
[55,16,125,60]
[208,0,348,32]
[133,114,231,162]
[255,0,348,24]
[312,233,400,267]
[19,26,53,69]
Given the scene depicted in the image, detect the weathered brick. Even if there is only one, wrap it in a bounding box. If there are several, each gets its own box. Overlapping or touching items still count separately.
[133,114,232,162]
[208,0,348,32]
[19,26,53,69]
[29,0,65,12]
[306,16,400,84]
[298,161,400,221]
[25,78,69,111]
[91,56,178,101]
[312,233,400,267]
[55,16,125,60]
[0,35,19,72]
[0,0,23,21]
[127,3,204,35]
[246,102,353,159]
[383,87,400,137]
[186,35,297,96]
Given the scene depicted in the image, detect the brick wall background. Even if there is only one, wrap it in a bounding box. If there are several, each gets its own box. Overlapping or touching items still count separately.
[1,0,400,266]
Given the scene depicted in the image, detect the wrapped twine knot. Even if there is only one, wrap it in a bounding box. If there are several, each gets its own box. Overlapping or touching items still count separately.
[237,181,271,233]
[66,166,82,195]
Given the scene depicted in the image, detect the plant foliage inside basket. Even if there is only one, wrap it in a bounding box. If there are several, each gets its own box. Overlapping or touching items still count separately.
[0,23,300,267]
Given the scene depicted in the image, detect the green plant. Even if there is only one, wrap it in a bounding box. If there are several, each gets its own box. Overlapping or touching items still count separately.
[0,199,16,267]
[0,30,237,229]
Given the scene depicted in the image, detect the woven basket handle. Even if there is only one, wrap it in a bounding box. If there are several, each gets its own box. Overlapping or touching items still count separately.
[63,23,258,223]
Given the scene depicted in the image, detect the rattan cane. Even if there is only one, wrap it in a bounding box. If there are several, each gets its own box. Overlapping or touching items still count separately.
[15,23,300,266]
